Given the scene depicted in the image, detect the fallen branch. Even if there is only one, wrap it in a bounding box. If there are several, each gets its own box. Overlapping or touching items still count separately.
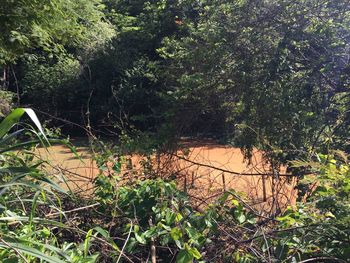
[170,153,304,177]
[45,203,99,218]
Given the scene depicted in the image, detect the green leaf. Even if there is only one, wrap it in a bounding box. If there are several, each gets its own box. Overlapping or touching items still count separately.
[188,247,201,260]
[135,232,146,244]
[166,210,177,225]
[0,108,47,141]
[0,108,26,139]
[0,241,66,263]
[185,227,197,239]
[3,258,18,263]
[93,227,120,252]
[143,227,158,239]
[112,162,121,173]
[176,249,193,263]
[0,129,25,147]
[84,229,94,258]
[175,213,183,222]
[170,227,183,241]
[93,226,109,238]
[236,213,246,224]
[29,191,41,225]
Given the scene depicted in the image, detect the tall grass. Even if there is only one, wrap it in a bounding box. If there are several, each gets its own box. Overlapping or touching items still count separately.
[0,108,99,262]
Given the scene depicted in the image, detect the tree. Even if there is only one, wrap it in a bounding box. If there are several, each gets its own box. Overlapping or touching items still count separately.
[0,0,114,106]
[160,0,350,161]
[0,0,114,65]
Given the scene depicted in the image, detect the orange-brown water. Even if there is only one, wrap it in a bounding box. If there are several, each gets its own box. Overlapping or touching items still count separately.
[37,140,297,213]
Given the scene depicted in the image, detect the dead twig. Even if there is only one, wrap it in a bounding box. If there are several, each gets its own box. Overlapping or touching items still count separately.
[170,153,301,177]
[116,219,133,263]
[45,203,99,218]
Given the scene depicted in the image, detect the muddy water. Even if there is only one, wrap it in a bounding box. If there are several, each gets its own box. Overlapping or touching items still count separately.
[37,140,297,212]
[36,144,99,194]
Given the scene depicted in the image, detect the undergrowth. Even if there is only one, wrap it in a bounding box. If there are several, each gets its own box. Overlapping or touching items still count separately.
[0,109,349,262]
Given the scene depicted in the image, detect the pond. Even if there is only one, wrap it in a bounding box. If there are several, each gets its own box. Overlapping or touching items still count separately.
[37,139,296,213]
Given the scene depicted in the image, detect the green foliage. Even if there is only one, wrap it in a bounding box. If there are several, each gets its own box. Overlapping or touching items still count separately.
[93,161,350,262]
[2,1,350,261]
[0,109,100,262]
[1,109,350,262]
[0,0,114,64]
[5,0,195,137]
[95,177,215,262]
[1,0,349,163]
[277,153,350,261]
[160,0,350,158]
[21,55,81,113]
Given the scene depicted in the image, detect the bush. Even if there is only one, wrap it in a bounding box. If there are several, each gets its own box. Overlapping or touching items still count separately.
[1,109,349,262]
[0,109,100,262]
